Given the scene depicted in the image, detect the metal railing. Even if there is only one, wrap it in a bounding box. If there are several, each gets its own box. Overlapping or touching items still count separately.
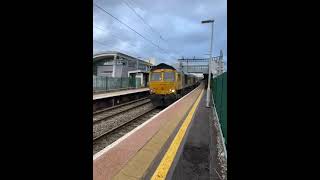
[93,75,143,94]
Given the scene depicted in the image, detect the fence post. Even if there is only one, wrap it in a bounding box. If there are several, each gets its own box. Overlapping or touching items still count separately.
[93,76,96,93]
[106,76,108,91]
[120,77,123,89]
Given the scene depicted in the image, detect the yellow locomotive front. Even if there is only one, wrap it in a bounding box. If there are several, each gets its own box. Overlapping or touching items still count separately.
[149,64,180,106]
[149,69,177,94]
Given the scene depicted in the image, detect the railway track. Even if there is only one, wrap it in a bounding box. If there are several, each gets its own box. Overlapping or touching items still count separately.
[93,102,155,140]
[93,107,162,155]
[93,97,150,123]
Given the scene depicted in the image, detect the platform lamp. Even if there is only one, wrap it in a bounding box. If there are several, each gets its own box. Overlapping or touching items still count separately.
[201,19,214,108]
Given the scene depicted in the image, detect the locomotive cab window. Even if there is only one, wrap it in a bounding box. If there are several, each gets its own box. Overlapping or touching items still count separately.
[151,72,162,81]
[164,72,175,81]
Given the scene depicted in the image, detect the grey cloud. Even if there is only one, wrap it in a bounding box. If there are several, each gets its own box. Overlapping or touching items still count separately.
[93,0,227,67]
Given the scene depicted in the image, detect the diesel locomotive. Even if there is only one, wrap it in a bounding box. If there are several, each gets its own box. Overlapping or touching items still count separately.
[149,63,200,106]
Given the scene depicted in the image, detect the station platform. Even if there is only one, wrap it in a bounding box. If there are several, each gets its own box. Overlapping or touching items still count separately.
[93,83,219,180]
[93,88,150,100]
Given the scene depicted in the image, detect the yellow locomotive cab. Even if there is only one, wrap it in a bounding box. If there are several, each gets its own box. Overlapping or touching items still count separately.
[148,63,200,106]
[149,69,177,95]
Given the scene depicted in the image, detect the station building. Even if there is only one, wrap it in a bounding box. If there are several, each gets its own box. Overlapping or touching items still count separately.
[93,51,153,87]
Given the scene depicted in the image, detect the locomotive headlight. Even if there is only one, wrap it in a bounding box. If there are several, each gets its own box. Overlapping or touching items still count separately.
[170,89,175,93]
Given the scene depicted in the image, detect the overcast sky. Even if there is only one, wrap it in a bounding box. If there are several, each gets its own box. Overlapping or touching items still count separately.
[93,0,226,69]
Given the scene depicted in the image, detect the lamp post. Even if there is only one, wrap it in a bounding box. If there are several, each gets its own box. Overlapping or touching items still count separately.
[202,19,214,108]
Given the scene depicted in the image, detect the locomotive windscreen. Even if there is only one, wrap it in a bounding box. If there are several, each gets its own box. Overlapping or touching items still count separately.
[151,72,162,81]
[164,72,175,81]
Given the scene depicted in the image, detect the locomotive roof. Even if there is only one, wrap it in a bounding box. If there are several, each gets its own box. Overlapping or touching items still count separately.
[151,63,176,71]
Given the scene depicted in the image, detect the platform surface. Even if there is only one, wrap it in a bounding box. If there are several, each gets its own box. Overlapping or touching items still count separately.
[170,90,219,180]
[93,88,149,100]
[93,85,204,180]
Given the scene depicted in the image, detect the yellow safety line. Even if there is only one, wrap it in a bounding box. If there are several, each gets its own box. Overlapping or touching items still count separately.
[151,89,204,180]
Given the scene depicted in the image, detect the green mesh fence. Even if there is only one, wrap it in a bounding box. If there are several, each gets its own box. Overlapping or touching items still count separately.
[211,72,227,145]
